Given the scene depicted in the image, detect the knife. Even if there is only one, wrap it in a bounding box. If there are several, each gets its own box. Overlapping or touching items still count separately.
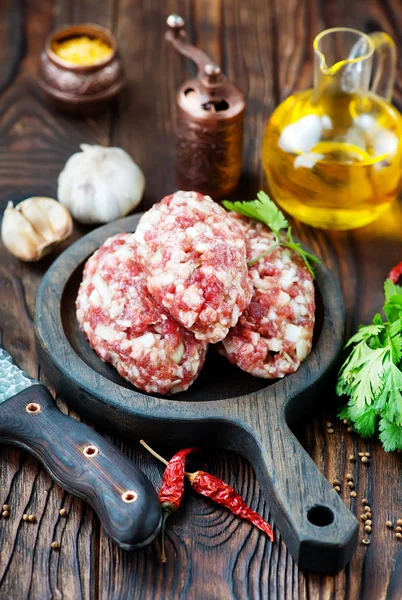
[0,347,162,550]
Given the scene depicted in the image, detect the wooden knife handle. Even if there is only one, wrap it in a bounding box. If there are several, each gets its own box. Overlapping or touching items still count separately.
[0,385,162,550]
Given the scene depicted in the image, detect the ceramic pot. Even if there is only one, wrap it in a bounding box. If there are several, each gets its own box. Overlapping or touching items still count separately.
[38,23,125,114]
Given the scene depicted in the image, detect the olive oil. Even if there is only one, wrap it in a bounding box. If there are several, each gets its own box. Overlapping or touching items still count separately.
[263,89,402,229]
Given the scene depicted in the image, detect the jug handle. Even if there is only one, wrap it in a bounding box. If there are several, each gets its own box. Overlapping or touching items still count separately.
[368,32,396,102]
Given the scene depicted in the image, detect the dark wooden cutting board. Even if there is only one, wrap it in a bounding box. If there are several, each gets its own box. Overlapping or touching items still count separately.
[35,214,358,574]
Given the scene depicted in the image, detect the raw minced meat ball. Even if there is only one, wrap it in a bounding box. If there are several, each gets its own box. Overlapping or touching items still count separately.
[220,215,315,379]
[76,233,208,395]
[133,191,252,344]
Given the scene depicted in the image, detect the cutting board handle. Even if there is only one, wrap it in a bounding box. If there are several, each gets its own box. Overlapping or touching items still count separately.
[232,405,358,573]
[0,384,161,550]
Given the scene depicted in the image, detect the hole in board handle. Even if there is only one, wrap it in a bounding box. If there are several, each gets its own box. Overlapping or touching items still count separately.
[122,491,138,503]
[83,445,99,457]
[307,505,334,527]
[26,403,42,414]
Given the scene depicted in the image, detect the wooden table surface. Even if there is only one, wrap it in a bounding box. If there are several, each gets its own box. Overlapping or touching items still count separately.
[1,0,402,598]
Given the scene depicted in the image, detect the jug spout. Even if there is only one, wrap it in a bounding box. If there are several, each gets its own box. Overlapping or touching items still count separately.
[313,28,374,97]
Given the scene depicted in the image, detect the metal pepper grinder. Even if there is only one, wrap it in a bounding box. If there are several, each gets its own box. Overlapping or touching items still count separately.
[166,15,245,199]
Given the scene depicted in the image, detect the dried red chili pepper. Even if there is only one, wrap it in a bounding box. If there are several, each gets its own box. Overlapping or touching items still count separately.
[157,446,197,562]
[388,261,402,284]
[187,470,274,542]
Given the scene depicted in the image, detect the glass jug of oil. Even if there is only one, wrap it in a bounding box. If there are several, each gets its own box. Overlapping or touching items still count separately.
[262,28,402,229]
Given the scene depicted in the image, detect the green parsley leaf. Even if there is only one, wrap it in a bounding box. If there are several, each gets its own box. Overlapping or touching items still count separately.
[379,418,402,452]
[344,323,385,347]
[223,191,288,235]
[337,276,402,452]
[223,192,320,277]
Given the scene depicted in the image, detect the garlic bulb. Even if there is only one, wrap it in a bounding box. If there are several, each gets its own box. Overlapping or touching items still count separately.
[57,144,145,224]
[1,197,73,262]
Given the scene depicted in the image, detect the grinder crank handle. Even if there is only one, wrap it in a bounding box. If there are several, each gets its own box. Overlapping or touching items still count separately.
[0,384,162,550]
[232,408,359,573]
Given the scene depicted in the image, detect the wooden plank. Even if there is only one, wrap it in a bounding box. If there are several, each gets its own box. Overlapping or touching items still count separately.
[0,0,114,598]
[0,0,401,597]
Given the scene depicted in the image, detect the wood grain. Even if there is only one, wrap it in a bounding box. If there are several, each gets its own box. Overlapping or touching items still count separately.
[0,0,401,597]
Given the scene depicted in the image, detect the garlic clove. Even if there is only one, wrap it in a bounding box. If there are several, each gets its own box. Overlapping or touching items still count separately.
[1,197,73,262]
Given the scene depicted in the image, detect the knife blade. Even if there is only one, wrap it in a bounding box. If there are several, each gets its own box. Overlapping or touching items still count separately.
[0,347,161,550]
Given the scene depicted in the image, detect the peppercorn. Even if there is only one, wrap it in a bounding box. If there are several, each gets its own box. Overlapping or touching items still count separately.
[2,511,9,518]
[386,520,393,528]
[51,541,60,550]
[365,525,372,533]
[396,519,402,526]
[361,456,369,464]
[2,504,9,511]
[60,508,68,517]
[362,538,370,545]
[350,491,357,497]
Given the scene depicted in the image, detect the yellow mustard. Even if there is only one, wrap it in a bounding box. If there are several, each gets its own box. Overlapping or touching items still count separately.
[52,36,113,66]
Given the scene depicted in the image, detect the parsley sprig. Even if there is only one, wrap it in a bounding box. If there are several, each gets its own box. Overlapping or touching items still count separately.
[337,279,402,451]
[222,191,320,276]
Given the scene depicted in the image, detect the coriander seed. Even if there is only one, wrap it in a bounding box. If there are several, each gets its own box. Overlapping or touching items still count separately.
[349,455,356,461]
[2,504,9,511]
[364,452,371,457]
[350,491,357,497]
[366,512,372,519]
[361,514,368,521]
[396,519,402,526]
[327,428,334,433]
[347,427,353,432]
[361,456,369,464]
[396,526,402,533]
[343,419,348,425]
[365,520,372,526]
[60,508,68,517]
[358,452,364,457]
[334,486,341,493]
[386,520,393,528]
[395,533,402,540]
[326,422,332,428]
[362,499,369,505]
[51,541,60,550]
[362,538,370,545]
[2,510,9,518]
[346,473,353,480]
[332,479,341,486]
[28,514,36,523]
[348,482,354,489]
[365,525,372,533]
[22,514,29,522]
